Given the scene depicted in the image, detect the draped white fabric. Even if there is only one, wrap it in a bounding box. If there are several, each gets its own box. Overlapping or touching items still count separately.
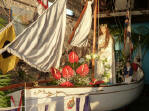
[8,90,22,111]
[70,1,92,47]
[28,102,56,111]
[0,0,66,72]
[78,95,87,111]
[25,88,90,111]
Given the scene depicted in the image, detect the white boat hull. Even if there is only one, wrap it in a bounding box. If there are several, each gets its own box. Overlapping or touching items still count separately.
[25,79,144,111]
[90,80,144,111]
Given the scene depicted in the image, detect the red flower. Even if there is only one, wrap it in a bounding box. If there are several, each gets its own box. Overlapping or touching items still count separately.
[76,64,89,76]
[50,67,61,80]
[62,66,74,78]
[92,78,96,82]
[60,81,74,87]
[89,79,104,86]
[95,81,104,85]
[89,82,94,85]
[69,51,79,63]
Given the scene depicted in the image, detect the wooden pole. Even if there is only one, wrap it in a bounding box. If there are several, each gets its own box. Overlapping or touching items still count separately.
[92,0,97,79]
[68,2,88,44]
[9,9,11,23]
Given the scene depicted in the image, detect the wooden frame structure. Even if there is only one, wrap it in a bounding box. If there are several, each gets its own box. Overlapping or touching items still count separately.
[98,10,149,18]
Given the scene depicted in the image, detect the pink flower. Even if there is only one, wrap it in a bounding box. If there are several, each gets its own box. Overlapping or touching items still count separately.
[69,51,79,63]
[62,66,74,78]
[50,67,61,80]
[76,64,89,76]
[60,81,74,87]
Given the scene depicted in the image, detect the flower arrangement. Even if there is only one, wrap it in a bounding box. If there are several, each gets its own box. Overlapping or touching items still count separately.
[49,51,107,87]
[101,58,111,83]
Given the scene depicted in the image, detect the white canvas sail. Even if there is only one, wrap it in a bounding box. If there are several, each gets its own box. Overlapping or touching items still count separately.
[70,1,92,47]
[0,0,66,72]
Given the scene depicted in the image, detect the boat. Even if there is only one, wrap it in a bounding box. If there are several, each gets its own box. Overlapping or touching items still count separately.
[24,79,144,111]
[0,0,144,111]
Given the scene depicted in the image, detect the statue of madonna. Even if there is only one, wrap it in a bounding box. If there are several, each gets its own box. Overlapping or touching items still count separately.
[95,24,116,84]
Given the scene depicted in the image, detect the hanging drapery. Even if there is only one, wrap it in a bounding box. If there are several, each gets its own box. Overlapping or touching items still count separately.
[0,107,18,111]
[25,88,90,111]
[64,95,90,111]
[8,90,23,111]
[0,24,18,74]
[0,0,66,72]
[28,102,56,111]
[69,1,92,47]
[124,10,133,58]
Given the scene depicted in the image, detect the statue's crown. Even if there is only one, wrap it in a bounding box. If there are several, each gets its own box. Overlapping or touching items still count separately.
[100,24,107,27]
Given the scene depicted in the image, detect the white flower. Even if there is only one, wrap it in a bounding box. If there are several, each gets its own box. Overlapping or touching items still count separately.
[55,66,59,69]
[103,77,108,83]
[106,73,111,79]
[57,78,66,84]
[86,54,92,60]
[91,53,99,59]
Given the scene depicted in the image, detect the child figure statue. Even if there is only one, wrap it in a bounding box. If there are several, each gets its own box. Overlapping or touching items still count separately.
[123,61,133,83]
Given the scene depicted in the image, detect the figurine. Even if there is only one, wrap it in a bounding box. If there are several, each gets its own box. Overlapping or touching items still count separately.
[124,61,133,83]
[95,24,116,83]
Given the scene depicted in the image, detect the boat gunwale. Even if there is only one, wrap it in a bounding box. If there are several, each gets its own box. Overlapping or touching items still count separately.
[24,78,144,97]
[26,77,144,89]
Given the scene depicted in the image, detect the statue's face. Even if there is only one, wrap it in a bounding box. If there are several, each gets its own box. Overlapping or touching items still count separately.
[126,62,131,67]
[100,26,107,34]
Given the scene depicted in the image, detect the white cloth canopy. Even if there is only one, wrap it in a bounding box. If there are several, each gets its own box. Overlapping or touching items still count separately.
[70,1,92,47]
[0,0,66,72]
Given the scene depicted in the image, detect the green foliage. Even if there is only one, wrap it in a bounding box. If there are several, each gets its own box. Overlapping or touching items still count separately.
[0,74,11,107]
[109,25,149,60]
[72,74,91,86]
[101,58,111,80]
[0,17,7,29]
[64,61,82,70]
[0,18,10,107]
